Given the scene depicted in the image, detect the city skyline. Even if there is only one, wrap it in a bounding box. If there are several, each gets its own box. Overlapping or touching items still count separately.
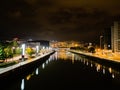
[1,0,120,43]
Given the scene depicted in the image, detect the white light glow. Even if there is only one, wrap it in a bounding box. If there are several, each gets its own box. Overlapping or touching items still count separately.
[36,45,39,53]
[21,79,25,90]
[103,68,105,74]
[36,68,39,75]
[112,74,115,78]
[42,63,45,69]
[46,60,48,64]
[22,44,25,55]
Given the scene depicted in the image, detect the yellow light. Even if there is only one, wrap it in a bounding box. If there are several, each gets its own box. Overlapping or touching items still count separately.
[26,74,31,80]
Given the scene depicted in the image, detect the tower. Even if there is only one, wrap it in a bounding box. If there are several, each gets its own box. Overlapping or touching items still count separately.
[111,21,120,52]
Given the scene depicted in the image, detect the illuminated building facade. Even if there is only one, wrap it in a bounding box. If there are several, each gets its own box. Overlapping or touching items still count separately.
[111,21,120,52]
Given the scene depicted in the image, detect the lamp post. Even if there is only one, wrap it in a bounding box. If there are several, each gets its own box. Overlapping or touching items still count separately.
[100,35,103,49]
[36,45,39,56]
[21,43,26,61]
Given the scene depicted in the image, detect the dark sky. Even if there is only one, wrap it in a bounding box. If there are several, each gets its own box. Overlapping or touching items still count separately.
[1,0,120,43]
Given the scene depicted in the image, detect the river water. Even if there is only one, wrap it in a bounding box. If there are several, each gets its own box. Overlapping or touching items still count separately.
[1,50,120,89]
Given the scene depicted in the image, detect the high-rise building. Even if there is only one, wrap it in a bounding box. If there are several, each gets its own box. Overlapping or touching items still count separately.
[103,28,111,50]
[111,21,120,52]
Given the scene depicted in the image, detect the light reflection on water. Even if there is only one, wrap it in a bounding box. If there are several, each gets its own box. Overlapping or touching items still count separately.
[55,50,120,80]
[18,50,120,89]
[74,54,120,80]
[20,79,24,90]
[19,53,57,90]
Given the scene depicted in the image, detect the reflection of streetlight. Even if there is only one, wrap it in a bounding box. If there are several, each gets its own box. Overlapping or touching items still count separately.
[35,68,39,75]
[100,36,103,49]
[21,79,24,90]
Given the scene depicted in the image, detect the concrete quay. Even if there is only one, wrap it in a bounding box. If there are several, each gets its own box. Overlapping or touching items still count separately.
[0,50,55,78]
[69,50,120,62]
[69,50,120,70]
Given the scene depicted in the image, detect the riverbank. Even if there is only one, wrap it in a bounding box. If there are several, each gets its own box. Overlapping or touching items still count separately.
[0,50,55,78]
[69,50,120,63]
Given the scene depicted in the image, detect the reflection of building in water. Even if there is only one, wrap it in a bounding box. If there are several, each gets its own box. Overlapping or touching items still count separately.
[57,51,68,60]
[72,53,75,64]
[75,54,120,79]
[56,50,73,60]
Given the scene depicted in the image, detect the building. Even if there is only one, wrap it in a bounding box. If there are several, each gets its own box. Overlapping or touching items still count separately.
[103,28,111,50]
[50,40,82,48]
[27,40,50,49]
[111,21,120,52]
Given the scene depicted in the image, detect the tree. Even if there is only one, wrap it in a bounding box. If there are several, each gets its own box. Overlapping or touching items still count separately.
[88,46,95,53]
[0,45,6,60]
[26,47,35,58]
[4,46,13,60]
[11,38,19,54]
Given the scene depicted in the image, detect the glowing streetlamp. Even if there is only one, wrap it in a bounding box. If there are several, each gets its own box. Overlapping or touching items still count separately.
[21,43,26,61]
[36,45,39,56]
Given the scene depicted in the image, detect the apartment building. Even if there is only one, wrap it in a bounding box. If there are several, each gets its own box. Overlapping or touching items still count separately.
[111,21,120,52]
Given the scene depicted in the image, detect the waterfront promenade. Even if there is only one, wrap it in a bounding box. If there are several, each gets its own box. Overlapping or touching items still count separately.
[0,51,54,75]
[69,50,120,63]
[1,49,120,76]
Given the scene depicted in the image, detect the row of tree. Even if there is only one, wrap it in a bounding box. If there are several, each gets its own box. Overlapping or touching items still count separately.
[0,39,20,61]
[70,45,95,53]
[0,39,37,62]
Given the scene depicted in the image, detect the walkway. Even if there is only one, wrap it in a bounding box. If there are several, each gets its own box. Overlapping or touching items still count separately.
[0,51,54,75]
[69,50,120,63]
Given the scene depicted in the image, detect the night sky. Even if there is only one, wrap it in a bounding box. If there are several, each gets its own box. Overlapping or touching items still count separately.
[1,0,120,43]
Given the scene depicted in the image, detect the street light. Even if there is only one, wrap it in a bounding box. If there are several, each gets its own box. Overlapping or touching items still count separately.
[100,35,103,49]
[36,45,39,56]
[21,43,26,61]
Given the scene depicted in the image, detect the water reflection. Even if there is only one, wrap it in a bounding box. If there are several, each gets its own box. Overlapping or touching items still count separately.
[27,51,120,82]
[73,54,120,79]
[16,50,120,89]
[35,68,39,75]
[56,50,120,80]
[42,63,45,69]
[21,79,25,90]
[112,73,115,78]
[57,51,120,79]
[26,72,34,80]
[19,55,55,90]
[72,53,75,64]
[56,49,72,60]
[41,54,57,69]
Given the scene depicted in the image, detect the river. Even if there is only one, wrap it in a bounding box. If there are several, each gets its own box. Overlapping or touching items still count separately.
[1,49,120,89]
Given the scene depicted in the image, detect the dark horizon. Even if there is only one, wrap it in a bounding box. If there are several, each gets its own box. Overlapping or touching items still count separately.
[1,0,120,43]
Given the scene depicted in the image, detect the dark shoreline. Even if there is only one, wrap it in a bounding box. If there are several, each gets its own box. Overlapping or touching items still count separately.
[69,50,120,71]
